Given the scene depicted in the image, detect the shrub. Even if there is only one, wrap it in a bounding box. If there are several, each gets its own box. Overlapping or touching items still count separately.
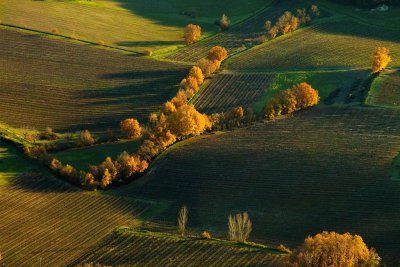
[144,48,153,56]
[297,8,311,24]
[184,24,201,44]
[180,77,199,95]
[228,212,252,243]
[178,205,188,236]
[201,231,212,239]
[120,118,142,139]
[208,46,228,62]
[162,101,177,115]
[149,113,158,125]
[51,28,59,34]
[372,47,391,73]
[291,231,381,267]
[40,127,57,140]
[310,5,320,17]
[291,82,320,109]
[60,164,78,182]
[219,14,230,30]
[98,40,105,46]
[268,26,279,39]
[49,158,62,173]
[78,130,95,147]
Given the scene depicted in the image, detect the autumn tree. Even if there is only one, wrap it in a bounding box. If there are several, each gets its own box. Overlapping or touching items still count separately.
[167,104,211,138]
[265,82,319,119]
[120,118,142,139]
[78,130,95,147]
[291,82,320,109]
[180,77,199,98]
[268,26,279,39]
[372,47,391,73]
[208,46,228,62]
[100,168,112,188]
[219,14,230,30]
[196,58,218,78]
[188,66,204,86]
[292,231,381,267]
[297,8,311,24]
[115,151,148,180]
[162,101,177,115]
[184,24,201,44]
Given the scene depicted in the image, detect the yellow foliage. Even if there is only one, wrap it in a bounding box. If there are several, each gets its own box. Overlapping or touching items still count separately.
[292,231,381,267]
[208,46,228,62]
[196,58,218,78]
[100,168,112,188]
[171,90,189,108]
[180,77,199,95]
[120,118,142,139]
[184,24,201,44]
[291,82,320,109]
[162,101,177,115]
[79,130,95,146]
[372,47,391,73]
[188,66,204,86]
[167,104,211,138]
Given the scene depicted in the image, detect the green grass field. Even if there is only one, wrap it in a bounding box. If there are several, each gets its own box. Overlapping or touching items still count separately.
[53,139,141,170]
[228,20,400,71]
[0,27,187,133]
[113,107,400,265]
[0,0,269,54]
[366,70,400,107]
[71,228,283,266]
[0,140,35,184]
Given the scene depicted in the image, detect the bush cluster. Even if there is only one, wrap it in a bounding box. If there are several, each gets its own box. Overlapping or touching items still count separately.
[265,83,320,119]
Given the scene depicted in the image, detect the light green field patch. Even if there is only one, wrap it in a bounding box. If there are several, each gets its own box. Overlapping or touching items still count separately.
[0,140,33,184]
[253,70,368,113]
[366,70,400,107]
[53,139,141,170]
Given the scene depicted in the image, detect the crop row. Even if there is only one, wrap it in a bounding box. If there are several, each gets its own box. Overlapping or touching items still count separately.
[0,174,150,266]
[193,73,275,114]
[126,107,400,264]
[229,19,400,71]
[0,28,187,132]
[70,230,281,266]
[165,0,310,63]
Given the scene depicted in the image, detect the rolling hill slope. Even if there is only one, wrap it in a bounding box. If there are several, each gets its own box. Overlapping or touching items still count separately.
[0,0,269,54]
[114,107,400,265]
[0,27,187,132]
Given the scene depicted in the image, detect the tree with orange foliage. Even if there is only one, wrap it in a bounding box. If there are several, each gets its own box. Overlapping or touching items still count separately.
[292,231,381,267]
[171,90,188,109]
[196,58,218,78]
[167,104,211,138]
[372,47,391,73]
[115,151,149,180]
[180,77,199,98]
[162,101,177,115]
[265,82,319,119]
[219,14,230,30]
[120,118,142,139]
[184,24,201,44]
[208,46,228,62]
[291,82,320,109]
[188,66,204,86]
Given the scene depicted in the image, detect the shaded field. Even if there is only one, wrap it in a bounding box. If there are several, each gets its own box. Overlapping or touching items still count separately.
[0,27,187,133]
[0,173,150,266]
[193,73,275,114]
[115,107,400,265]
[53,139,141,171]
[367,70,400,107]
[228,20,400,71]
[70,229,282,267]
[164,0,311,62]
[0,0,269,53]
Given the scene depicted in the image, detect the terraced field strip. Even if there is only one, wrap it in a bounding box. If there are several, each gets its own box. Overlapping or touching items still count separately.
[165,0,313,62]
[367,70,400,107]
[228,19,400,71]
[0,174,151,266]
[0,27,187,132]
[193,73,275,114]
[119,107,400,265]
[70,229,283,266]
